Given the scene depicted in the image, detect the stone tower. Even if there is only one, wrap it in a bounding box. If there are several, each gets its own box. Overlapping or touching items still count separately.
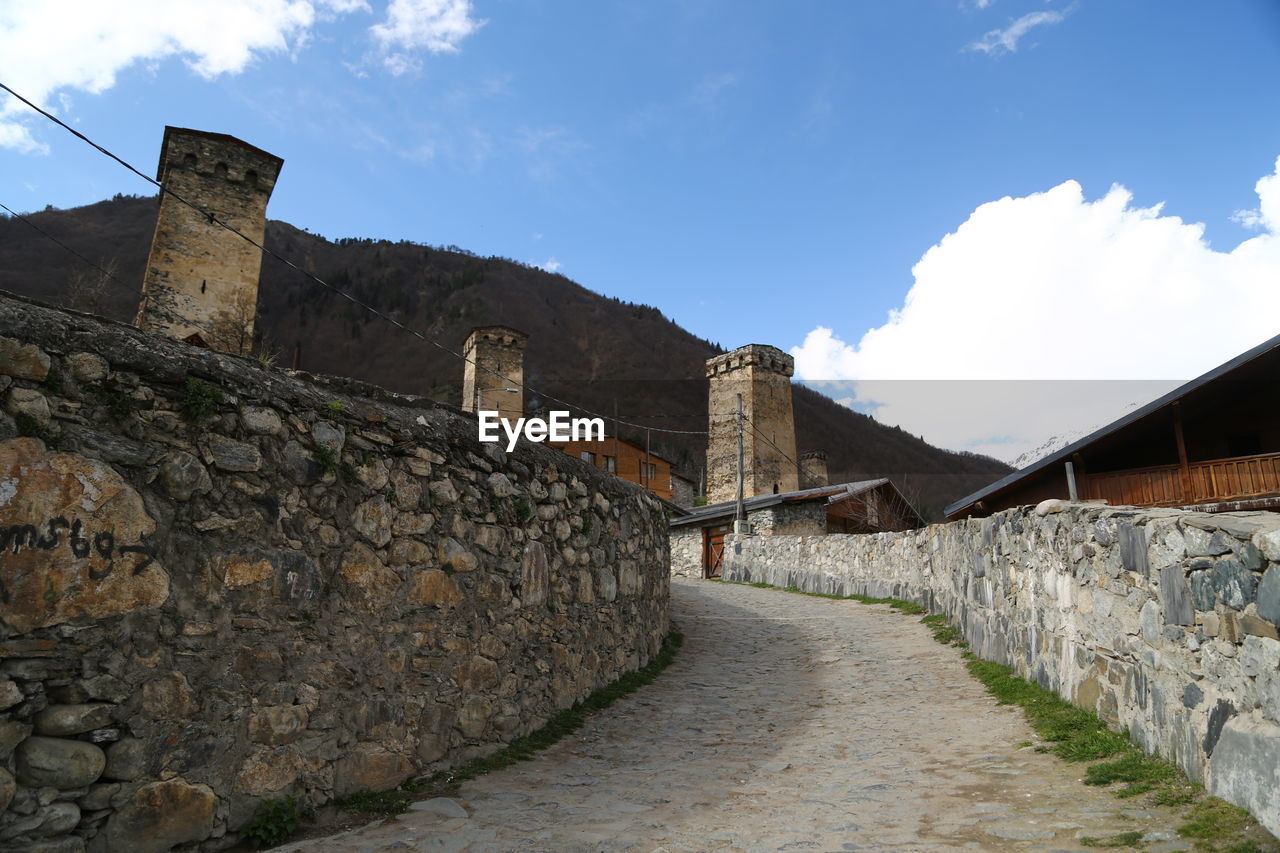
[135,127,284,351]
[800,449,829,489]
[706,344,800,504]
[462,326,527,421]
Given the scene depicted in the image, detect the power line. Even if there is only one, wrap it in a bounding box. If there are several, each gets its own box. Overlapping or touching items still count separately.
[0,201,133,292]
[0,81,708,437]
[744,416,806,484]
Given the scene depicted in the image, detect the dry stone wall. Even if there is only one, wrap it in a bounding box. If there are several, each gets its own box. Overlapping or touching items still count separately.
[722,503,1280,836]
[0,291,669,852]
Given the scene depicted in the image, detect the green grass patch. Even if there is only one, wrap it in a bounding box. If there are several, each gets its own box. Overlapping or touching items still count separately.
[965,657,1130,762]
[1179,801,1254,842]
[177,378,223,419]
[241,796,310,848]
[336,631,684,819]
[1079,830,1143,848]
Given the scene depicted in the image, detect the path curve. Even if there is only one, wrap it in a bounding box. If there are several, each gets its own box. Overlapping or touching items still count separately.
[282,579,1191,852]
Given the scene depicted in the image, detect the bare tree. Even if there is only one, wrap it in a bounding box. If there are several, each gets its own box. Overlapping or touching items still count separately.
[205,289,259,356]
[63,258,118,317]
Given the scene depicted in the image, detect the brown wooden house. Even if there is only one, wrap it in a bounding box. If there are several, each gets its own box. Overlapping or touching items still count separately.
[550,435,676,502]
[946,332,1280,520]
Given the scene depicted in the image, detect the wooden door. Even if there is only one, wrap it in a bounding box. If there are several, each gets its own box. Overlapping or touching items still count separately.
[703,525,730,579]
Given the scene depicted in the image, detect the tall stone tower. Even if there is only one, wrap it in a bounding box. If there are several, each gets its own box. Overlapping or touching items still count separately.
[462,326,527,421]
[135,127,284,351]
[706,344,800,504]
[800,449,829,489]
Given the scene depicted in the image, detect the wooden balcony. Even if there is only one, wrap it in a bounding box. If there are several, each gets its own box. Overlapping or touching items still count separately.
[1080,451,1280,508]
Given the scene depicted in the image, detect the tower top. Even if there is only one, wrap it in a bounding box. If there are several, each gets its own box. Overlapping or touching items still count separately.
[157,126,284,193]
[706,344,794,379]
[465,325,529,351]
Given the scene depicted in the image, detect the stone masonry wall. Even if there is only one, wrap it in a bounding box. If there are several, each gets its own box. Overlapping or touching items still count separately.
[0,291,669,852]
[721,503,1280,836]
[671,527,702,579]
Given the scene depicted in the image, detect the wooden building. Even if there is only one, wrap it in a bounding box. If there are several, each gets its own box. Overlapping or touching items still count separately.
[946,332,1280,520]
[670,479,925,579]
[550,436,676,502]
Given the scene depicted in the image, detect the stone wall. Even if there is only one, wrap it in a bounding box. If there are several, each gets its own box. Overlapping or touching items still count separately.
[671,526,702,578]
[752,502,825,536]
[721,502,1280,836]
[0,291,669,852]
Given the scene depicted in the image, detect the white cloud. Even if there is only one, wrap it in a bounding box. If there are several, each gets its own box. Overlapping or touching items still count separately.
[0,0,322,148]
[537,257,562,273]
[1231,164,1280,232]
[371,0,483,75]
[0,0,482,149]
[968,9,1065,54]
[791,156,1280,461]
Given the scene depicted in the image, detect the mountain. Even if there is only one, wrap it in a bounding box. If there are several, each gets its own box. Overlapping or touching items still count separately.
[0,195,1011,519]
[1008,402,1144,470]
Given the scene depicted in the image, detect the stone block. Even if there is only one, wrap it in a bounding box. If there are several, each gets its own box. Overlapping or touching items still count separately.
[34,704,114,737]
[141,671,199,720]
[1159,564,1194,625]
[338,543,399,612]
[159,450,212,501]
[408,569,463,608]
[311,420,344,452]
[439,537,478,573]
[14,736,106,789]
[0,767,14,812]
[66,352,108,383]
[248,705,308,746]
[100,778,217,853]
[351,495,393,547]
[240,405,281,435]
[1258,565,1280,625]
[0,336,50,380]
[332,744,413,797]
[6,387,50,425]
[1208,716,1280,837]
[1212,558,1256,610]
[206,434,262,472]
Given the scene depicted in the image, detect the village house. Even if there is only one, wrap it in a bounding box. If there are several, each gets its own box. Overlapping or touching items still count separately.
[947,331,1280,520]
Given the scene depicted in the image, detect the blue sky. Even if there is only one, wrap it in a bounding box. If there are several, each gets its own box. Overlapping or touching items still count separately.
[3,1,1280,461]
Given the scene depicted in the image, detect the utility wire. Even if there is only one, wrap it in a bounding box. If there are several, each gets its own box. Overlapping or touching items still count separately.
[744,416,807,484]
[0,201,134,292]
[0,81,708,436]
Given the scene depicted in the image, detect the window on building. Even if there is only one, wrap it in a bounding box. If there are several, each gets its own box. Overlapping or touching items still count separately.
[643,462,656,480]
[580,451,594,464]
[603,455,616,472]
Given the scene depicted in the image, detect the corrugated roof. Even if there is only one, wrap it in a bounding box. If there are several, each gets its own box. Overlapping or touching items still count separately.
[944,330,1280,518]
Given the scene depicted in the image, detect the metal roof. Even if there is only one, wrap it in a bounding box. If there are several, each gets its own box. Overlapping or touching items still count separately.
[943,329,1280,518]
[670,479,889,528]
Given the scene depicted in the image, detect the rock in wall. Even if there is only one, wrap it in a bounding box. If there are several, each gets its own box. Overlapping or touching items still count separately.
[0,291,670,852]
[722,503,1280,836]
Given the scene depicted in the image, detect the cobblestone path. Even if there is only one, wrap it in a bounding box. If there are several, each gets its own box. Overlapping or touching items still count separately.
[285,578,1192,852]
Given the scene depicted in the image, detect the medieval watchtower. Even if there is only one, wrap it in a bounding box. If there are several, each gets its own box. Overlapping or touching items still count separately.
[706,344,800,504]
[800,449,829,489]
[462,326,527,421]
[135,127,284,351]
